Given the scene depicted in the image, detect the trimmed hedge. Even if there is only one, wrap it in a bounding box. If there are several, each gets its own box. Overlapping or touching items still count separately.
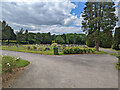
[63,48,95,54]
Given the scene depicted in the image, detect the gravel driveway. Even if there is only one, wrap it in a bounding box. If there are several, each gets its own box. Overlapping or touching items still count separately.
[1,50,118,88]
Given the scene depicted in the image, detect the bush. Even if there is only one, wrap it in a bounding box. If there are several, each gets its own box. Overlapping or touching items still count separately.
[63,47,94,54]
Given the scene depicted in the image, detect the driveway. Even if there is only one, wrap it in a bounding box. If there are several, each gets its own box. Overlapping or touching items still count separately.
[1,50,118,88]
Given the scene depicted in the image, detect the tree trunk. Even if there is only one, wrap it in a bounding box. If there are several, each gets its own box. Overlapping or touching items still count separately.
[95,40,99,52]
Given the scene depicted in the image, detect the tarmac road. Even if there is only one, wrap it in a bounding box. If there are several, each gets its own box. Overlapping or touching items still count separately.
[1,50,118,88]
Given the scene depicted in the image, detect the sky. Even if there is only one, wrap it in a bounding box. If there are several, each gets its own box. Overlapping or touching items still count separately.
[1,0,119,35]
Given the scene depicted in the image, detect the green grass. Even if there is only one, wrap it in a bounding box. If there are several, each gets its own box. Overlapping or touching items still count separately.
[0,45,115,55]
[1,45,62,55]
[115,63,120,70]
[101,48,120,52]
[1,45,84,55]
[0,55,30,73]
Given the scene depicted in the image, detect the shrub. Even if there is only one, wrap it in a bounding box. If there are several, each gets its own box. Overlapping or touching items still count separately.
[63,47,94,54]
[63,49,70,54]
[74,48,80,54]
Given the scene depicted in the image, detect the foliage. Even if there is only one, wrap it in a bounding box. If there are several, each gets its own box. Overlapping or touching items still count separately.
[1,56,30,73]
[113,27,120,50]
[86,34,95,47]
[16,28,25,43]
[0,20,87,45]
[100,31,113,48]
[55,36,65,44]
[82,2,118,51]
[0,20,16,44]
[63,47,95,54]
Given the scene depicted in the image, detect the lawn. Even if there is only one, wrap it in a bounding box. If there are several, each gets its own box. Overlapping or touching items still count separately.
[0,55,30,73]
[1,44,63,55]
[0,44,114,55]
[1,44,96,55]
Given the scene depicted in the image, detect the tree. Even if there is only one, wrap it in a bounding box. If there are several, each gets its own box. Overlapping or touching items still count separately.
[28,33,36,44]
[61,34,66,44]
[113,27,120,50]
[24,29,29,43]
[16,28,25,44]
[82,1,118,51]
[100,31,113,48]
[86,34,95,47]
[1,20,16,44]
[55,36,65,44]
[36,33,42,44]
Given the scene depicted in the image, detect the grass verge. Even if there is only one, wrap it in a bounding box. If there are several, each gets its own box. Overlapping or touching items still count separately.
[0,55,30,74]
[0,55,30,88]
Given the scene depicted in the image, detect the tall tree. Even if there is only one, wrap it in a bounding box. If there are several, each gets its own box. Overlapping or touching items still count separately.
[82,1,118,51]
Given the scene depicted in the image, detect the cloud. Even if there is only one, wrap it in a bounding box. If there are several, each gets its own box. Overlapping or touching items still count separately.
[74,13,83,26]
[30,25,83,35]
[2,1,77,26]
[11,23,83,34]
[1,0,85,34]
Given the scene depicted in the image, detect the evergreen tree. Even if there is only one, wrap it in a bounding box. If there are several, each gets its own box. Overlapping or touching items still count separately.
[100,31,113,48]
[55,36,65,44]
[82,1,118,51]
[16,28,25,44]
[1,20,16,44]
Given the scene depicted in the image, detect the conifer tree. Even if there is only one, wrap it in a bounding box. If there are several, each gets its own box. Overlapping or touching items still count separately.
[82,1,118,51]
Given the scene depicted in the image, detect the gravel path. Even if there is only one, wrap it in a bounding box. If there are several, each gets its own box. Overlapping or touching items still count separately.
[1,50,118,88]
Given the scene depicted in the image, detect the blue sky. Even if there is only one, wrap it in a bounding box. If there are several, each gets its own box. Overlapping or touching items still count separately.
[71,2,85,18]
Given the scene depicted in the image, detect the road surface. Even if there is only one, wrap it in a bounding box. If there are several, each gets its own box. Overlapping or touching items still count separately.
[1,50,119,88]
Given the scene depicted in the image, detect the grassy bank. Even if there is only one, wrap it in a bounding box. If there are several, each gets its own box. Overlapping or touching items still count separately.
[0,55,30,73]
